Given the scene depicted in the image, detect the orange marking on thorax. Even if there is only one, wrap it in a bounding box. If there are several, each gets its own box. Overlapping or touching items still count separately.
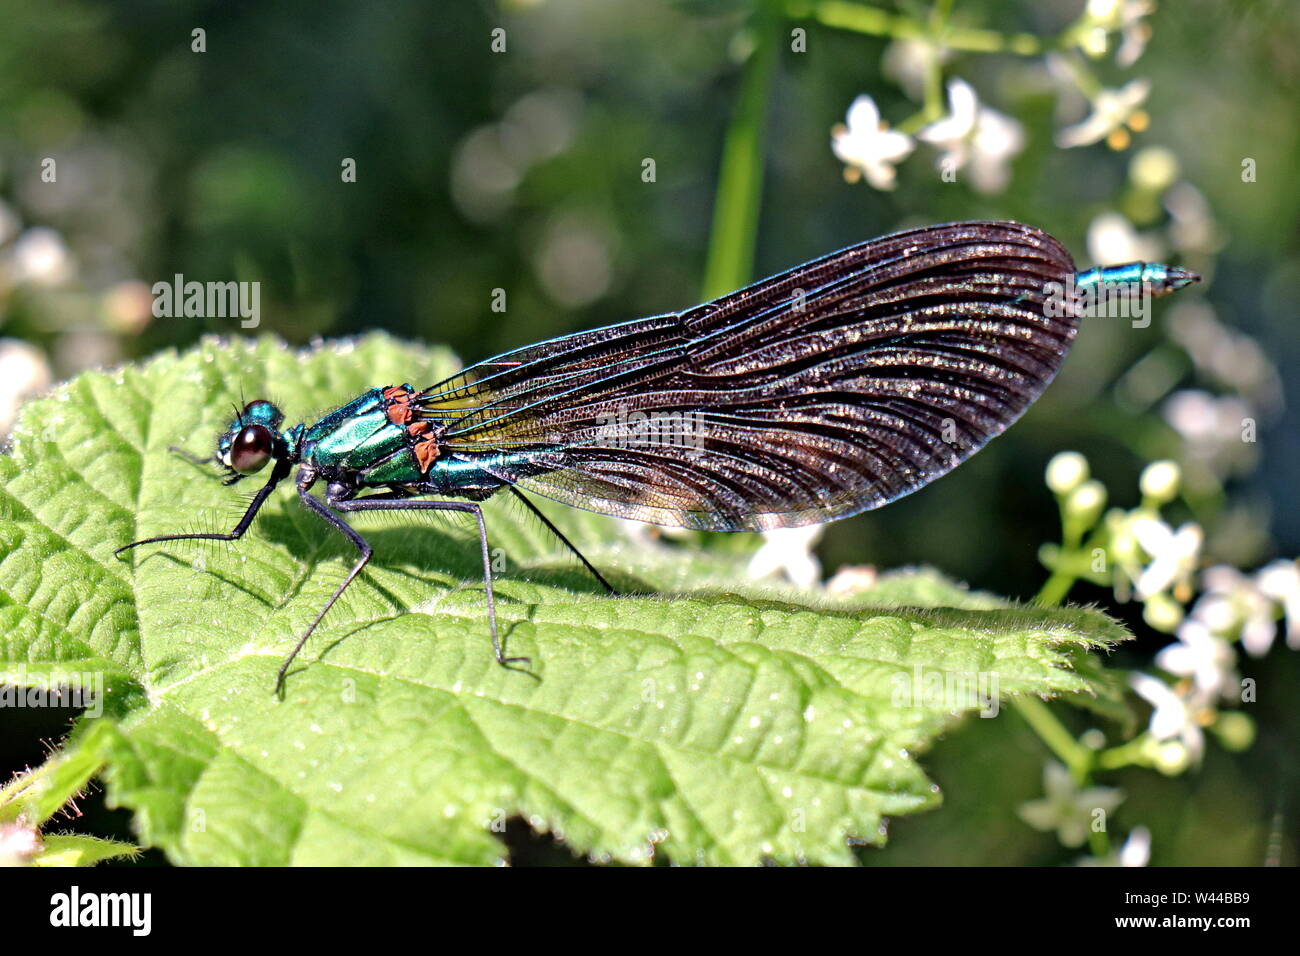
[401,419,439,473]
[413,434,440,473]
[383,384,415,425]
[383,385,439,473]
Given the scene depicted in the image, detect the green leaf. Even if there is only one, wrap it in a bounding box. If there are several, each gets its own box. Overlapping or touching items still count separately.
[30,833,141,867]
[0,721,114,826]
[0,334,1131,866]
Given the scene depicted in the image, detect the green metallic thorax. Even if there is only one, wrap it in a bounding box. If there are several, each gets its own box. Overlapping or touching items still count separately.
[299,387,425,484]
[286,385,552,495]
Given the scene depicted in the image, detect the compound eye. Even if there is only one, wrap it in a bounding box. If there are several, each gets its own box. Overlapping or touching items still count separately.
[230,424,274,474]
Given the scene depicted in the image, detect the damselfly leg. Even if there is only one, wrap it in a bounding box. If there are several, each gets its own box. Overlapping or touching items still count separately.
[112,458,291,556]
[168,445,214,467]
[506,486,617,595]
[277,490,529,695]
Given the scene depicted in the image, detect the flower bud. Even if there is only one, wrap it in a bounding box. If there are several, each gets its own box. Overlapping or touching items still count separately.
[1066,479,1107,526]
[1142,592,1184,633]
[1046,451,1090,496]
[1140,460,1181,503]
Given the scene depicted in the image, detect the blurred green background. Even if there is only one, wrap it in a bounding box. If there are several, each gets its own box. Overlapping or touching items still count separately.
[1,0,1296,865]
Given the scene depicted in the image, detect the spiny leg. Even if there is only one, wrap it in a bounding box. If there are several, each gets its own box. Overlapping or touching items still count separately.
[169,445,214,467]
[333,495,526,668]
[278,490,524,694]
[506,486,617,594]
[113,458,290,556]
[280,488,375,693]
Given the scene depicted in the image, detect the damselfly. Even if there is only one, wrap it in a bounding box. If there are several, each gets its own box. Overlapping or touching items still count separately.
[116,220,1198,691]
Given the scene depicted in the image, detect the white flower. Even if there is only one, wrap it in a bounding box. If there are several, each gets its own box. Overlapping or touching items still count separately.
[1193,565,1278,656]
[826,564,878,597]
[10,227,74,286]
[1155,619,1237,704]
[1130,672,1204,763]
[1162,390,1257,478]
[1017,761,1125,848]
[917,79,1024,194]
[1256,560,1300,652]
[1167,304,1281,409]
[1116,0,1155,67]
[1089,0,1156,67]
[1077,825,1152,867]
[1056,78,1150,149]
[747,525,823,588]
[1132,517,1202,601]
[1087,212,1164,265]
[1118,825,1152,866]
[0,339,54,435]
[832,95,914,190]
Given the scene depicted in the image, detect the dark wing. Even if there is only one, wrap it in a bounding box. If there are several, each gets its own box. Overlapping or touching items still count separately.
[418,220,1078,531]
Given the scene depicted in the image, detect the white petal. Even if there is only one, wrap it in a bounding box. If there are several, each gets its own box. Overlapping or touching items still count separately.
[1257,561,1300,601]
[1119,826,1152,867]
[875,128,916,162]
[1154,643,1195,677]
[845,95,882,133]
[1240,615,1278,657]
[1115,78,1152,111]
[947,78,980,130]
[974,108,1025,161]
[918,79,978,146]
[1055,112,1113,148]
[1131,516,1174,556]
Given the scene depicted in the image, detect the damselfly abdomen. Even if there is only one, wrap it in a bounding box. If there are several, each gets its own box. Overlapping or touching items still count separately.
[115,220,1198,691]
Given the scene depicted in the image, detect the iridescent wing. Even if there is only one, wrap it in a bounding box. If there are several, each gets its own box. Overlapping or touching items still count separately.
[417,220,1078,531]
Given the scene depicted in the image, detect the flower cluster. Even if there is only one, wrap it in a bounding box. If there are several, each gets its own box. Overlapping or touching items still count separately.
[830,1,1161,192]
[832,79,1024,194]
[1044,452,1294,773]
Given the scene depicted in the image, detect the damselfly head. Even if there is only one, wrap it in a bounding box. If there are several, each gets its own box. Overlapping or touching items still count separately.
[217,399,286,481]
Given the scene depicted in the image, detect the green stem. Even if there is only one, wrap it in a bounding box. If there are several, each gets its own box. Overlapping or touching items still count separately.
[792,0,1045,55]
[1012,697,1092,780]
[1035,565,1079,606]
[1054,48,1104,99]
[701,2,781,300]
[1096,736,1151,771]
[1036,518,1111,606]
[922,41,944,121]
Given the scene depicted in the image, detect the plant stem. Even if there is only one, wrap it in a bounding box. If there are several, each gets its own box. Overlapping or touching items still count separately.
[793,0,1045,55]
[1035,565,1079,606]
[1097,736,1150,771]
[1012,696,1091,780]
[702,2,781,300]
